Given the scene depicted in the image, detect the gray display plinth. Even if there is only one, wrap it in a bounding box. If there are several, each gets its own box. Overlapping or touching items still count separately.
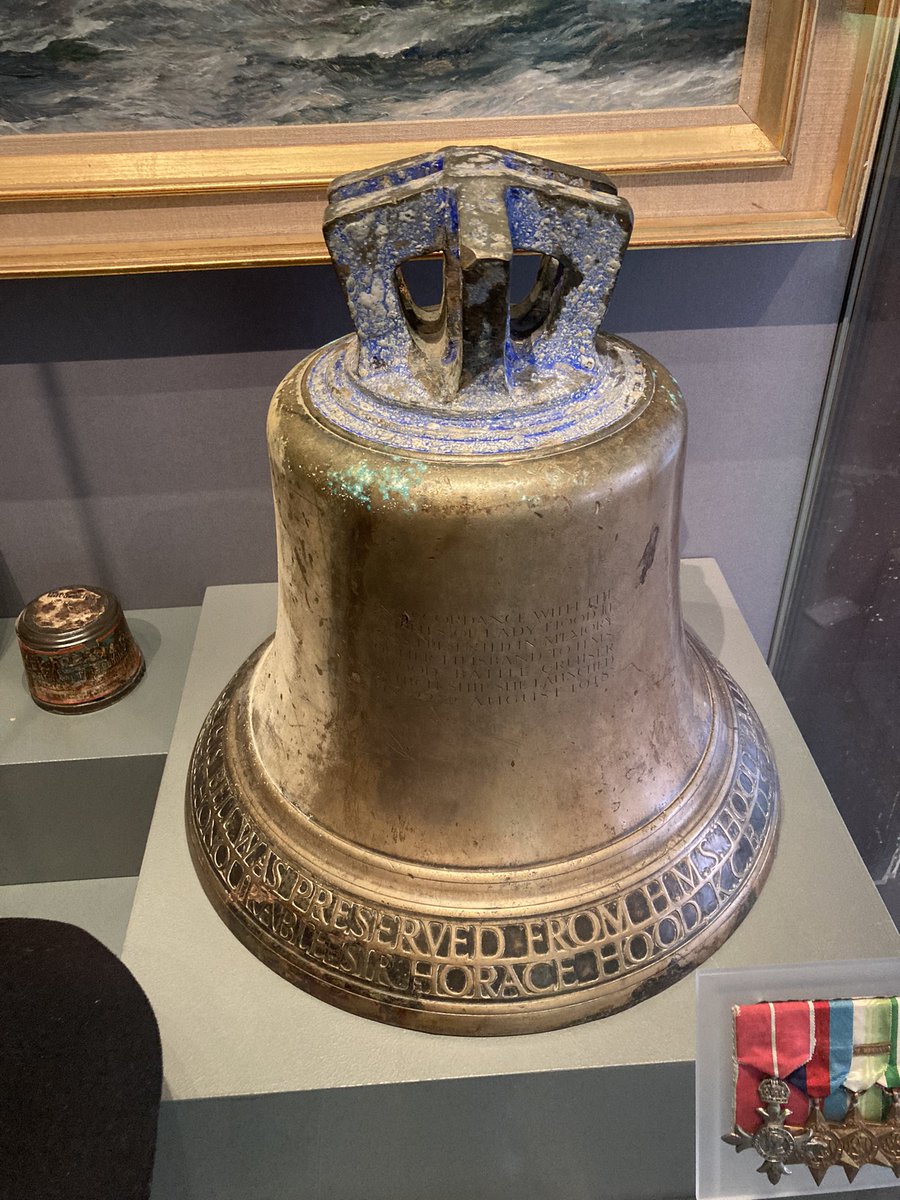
[0,875,138,955]
[122,565,900,1200]
[1,605,199,883]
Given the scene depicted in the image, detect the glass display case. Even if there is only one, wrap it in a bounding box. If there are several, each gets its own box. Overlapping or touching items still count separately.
[773,77,900,914]
[1,12,898,1199]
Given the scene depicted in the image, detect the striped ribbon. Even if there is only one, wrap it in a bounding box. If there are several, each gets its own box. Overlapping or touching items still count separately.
[877,995,900,1089]
[801,998,853,1096]
[819,998,854,1120]
[853,994,900,1119]
[787,999,854,1120]
[845,997,892,1093]
[735,1001,816,1077]
[732,998,898,1130]
[733,1001,815,1130]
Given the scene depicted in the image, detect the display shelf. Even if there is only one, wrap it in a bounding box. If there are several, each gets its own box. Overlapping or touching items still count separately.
[118,562,899,1200]
[0,875,138,956]
[0,604,199,883]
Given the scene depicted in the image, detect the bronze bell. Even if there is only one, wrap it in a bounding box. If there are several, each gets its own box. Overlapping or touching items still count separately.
[186,146,779,1035]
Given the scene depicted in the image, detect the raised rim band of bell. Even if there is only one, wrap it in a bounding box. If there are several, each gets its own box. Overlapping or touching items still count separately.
[185,146,779,1034]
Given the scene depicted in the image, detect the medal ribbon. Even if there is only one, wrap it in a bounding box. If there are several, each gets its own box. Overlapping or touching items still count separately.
[804,1000,833,1098]
[735,1001,816,1077]
[733,1001,815,1130]
[844,997,892,1093]
[795,998,854,1119]
[877,995,900,1089]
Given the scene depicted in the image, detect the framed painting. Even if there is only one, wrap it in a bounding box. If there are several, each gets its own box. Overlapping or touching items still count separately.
[0,0,897,276]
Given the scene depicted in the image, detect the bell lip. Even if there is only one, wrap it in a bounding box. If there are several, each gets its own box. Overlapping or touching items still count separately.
[187,829,777,1036]
[185,638,780,1035]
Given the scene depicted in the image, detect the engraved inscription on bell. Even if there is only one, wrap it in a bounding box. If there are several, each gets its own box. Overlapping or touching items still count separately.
[186,146,779,1035]
[391,592,616,692]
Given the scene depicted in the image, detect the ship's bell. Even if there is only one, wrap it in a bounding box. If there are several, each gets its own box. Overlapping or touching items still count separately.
[186,146,779,1035]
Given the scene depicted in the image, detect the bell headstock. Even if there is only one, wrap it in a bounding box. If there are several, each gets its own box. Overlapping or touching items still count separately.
[324,145,632,404]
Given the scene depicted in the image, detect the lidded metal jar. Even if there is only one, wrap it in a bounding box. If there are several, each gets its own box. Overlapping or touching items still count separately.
[186,147,779,1034]
[17,586,144,713]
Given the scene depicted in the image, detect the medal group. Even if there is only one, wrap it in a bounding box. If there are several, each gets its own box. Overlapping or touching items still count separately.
[724,996,900,1185]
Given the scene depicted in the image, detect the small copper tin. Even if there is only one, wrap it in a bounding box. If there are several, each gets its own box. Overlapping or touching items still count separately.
[16,586,145,714]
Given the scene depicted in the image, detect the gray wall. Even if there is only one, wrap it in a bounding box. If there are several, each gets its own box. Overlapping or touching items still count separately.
[0,239,852,650]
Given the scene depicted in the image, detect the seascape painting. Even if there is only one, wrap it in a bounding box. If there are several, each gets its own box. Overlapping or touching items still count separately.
[0,0,752,136]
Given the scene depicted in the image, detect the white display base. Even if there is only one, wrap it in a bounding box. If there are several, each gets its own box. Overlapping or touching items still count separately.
[122,563,900,1200]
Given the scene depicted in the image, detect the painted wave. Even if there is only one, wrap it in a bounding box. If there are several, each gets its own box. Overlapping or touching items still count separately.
[0,0,751,135]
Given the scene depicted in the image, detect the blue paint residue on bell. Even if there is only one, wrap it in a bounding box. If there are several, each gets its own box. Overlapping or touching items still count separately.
[308,145,649,458]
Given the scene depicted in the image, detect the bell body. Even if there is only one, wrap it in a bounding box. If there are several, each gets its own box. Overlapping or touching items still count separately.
[186,148,778,1033]
[255,346,707,870]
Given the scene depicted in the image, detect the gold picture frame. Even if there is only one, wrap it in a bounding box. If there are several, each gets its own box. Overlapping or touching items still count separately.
[0,0,897,277]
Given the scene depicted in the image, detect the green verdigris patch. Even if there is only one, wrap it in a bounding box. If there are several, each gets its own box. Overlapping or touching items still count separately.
[325,458,427,510]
